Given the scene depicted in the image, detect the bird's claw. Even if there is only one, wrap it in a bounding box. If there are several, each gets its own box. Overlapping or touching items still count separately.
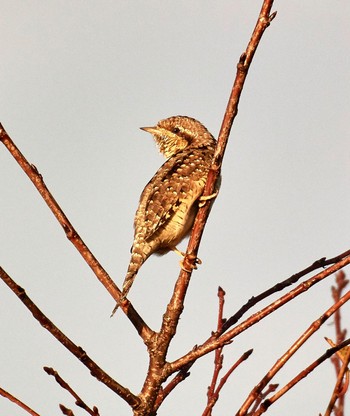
[172,247,202,271]
[181,253,202,272]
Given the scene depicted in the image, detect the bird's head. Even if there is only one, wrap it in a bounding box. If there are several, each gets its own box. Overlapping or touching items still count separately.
[140,115,215,159]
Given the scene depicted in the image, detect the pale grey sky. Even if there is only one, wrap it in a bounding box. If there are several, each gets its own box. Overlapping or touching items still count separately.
[1,2,350,415]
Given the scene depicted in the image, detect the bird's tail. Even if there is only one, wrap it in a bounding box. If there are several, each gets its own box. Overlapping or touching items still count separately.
[111,243,152,316]
[122,249,147,298]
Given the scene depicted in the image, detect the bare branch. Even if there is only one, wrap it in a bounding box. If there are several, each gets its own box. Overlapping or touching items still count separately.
[44,367,100,415]
[0,386,40,416]
[223,251,350,332]
[0,267,140,408]
[325,271,349,416]
[249,384,279,414]
[202,287,253,416]
[153,362,194,411]
[255,338,350,415]
[324,344,350,416]
[206,287,226,402]
[59,404,75,416]
[203,349,253,416]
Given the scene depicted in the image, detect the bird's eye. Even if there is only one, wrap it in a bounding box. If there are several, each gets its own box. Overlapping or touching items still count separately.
[172,127,180,134]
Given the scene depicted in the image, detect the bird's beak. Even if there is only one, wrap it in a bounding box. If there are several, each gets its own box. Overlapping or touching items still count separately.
[140,126,158,134]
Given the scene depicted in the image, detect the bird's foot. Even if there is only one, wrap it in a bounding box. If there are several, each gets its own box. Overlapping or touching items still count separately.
[181,253,202,272]
[198,190,219,207]
[172,247,202,272]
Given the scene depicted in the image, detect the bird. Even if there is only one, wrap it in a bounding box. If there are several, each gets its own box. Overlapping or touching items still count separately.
[113,115,217,313]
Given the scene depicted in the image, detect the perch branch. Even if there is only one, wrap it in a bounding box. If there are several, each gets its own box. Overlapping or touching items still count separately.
[135,1,277,414]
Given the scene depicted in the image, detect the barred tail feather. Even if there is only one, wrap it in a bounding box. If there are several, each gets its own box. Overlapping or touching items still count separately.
[111,243,153,316]
[122,250,145,298]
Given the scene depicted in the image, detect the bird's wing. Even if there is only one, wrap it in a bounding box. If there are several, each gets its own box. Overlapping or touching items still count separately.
[134,149,211,241]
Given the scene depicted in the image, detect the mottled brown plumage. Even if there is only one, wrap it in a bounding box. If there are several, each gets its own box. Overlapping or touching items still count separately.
[117,116,216,308]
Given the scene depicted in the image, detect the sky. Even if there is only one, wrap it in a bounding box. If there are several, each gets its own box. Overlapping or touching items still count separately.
[1,1,350,415]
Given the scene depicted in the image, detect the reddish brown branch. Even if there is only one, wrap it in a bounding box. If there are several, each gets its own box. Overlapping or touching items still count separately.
[153,362,194,411]
[324,344,350,416]
[0,386,40,416]
[255,338,350,415]
[203,349,253,416]
[326,271,349,416]
[0,123,153,342]
[223,251,350,332]
[216,349,253,397]
[207,288,226,395]
[0,267,140,409]
[203,287,226,416]
[202,287,253,416]
[237,290,350,416]
[44,367,100,415]
[331,271,348,351]
[249,384,279,414]
[59,404,75,415]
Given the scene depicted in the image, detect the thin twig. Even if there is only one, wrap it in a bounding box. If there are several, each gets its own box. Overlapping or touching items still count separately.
[0,387,40,416]
[153,362,194,411]
[207,288,226,398]
[202,288,253,416]
[324,345,350,416]
[223,251,350,332]
[59,404,75,415]
[203,349,253,416]
[44,367,100,415]
[325,271,349,416]
[203,287,226,416]
[249,384,279,414]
